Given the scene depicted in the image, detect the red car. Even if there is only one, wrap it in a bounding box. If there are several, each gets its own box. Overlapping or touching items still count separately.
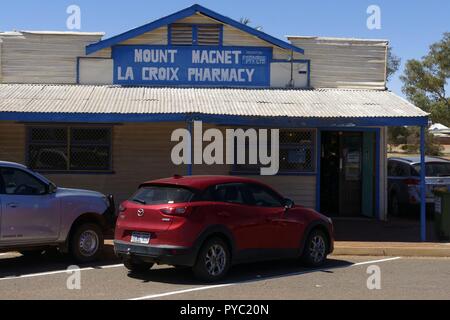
[114,175,334,282]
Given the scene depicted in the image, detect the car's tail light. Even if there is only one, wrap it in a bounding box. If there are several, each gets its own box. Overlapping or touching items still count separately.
[119,204,127,212]
[160,206,191,216]
[404,178,420,186]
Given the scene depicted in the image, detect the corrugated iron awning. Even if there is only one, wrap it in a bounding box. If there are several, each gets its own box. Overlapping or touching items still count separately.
[0,84,428,126]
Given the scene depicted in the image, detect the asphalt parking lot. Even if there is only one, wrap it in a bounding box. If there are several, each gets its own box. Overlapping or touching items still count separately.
[1,251,449,300]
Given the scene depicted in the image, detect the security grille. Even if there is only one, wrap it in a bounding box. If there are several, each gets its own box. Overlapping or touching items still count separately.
[232,129,316,174]
[27,126,112,172]
[170,24,221,46]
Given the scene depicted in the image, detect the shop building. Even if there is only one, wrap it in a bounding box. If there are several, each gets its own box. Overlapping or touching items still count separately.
[0,5,429,234]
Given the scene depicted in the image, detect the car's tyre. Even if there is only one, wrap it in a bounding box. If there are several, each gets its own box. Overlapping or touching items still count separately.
[123,259,154,273]
[70,223,104,263]
[301,229,329,267]
[389,194,401,217]
[193,238,231,282]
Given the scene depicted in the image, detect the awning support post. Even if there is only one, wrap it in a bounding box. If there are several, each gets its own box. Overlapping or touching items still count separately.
[420,125,427,242]
[187,120,193,176]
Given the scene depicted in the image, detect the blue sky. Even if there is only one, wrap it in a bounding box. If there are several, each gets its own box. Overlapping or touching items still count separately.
[0,0,449,96]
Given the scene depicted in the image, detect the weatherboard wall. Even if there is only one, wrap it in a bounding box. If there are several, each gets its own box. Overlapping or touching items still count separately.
[0,32,104,84]
[288,37,388,90]
[0,121,318,208]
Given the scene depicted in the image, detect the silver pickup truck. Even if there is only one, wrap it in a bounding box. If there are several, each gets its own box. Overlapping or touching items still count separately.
[0,161,115,262]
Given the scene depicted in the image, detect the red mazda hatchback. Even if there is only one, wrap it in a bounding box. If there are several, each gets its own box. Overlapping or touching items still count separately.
[114,175,334,282]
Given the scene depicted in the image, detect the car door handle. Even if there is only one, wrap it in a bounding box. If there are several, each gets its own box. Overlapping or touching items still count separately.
[8,203,18,208]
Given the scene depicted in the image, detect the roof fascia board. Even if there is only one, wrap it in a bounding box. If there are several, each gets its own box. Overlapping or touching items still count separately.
[86,6,197,55]
[86,4,304,55]
[0,112,428,127]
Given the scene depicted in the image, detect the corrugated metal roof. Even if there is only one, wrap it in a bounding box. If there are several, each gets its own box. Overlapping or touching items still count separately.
[0,84,427,119]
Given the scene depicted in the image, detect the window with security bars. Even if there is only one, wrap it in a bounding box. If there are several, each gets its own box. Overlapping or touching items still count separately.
[27,126,112,172]
[232,129,316,175]
[169,24,222,46]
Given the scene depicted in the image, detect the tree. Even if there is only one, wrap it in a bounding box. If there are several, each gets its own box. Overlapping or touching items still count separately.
[386,46,401,82]
[239,17,262,31]
[401,32,450,125]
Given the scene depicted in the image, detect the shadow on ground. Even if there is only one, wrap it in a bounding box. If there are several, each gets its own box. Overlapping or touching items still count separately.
[334,216,438,242]
[0,244,120,279]
[127,258,353,286]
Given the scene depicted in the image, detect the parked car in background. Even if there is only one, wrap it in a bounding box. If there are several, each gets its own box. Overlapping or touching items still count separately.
[114,175,334,282]
[0,161,115,262]
[388,157,450,216]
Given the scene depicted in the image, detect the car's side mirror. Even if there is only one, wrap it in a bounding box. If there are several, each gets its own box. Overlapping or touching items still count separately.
[48,183,57,194]
[284,199,295,211]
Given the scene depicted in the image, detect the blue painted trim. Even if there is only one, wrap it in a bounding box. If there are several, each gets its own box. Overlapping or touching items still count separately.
[167,24,172,45]
[375,129,381,220]
[86,6,197,55]
[0,112,429,127]
[316,127,381,220]
[420,125,427,242]
[187,120,193,176]
[219,24,224,47]
[86,4,304,55]
[307,60,311,88]
[76,57,81,84]
[192,25,198,45]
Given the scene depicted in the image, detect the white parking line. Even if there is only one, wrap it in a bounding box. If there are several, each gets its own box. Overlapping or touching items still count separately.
[130,257,402,300]
[0,264,124,281]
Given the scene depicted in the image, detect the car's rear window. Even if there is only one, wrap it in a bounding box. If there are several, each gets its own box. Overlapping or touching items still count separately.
[130,185,195,205]
[413,163,450,177]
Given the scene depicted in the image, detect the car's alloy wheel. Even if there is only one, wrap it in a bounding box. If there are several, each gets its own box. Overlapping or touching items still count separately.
[205,244,227,276]
[193,238,230,282]
[309,235,326,264]
[301,229,328,267]
[71,223,104,263]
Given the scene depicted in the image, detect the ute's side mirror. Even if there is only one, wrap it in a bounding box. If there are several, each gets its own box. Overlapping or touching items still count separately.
[284,199,295,210]
[48,183,57,194]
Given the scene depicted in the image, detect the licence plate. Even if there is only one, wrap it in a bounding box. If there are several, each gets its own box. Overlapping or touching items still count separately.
[131,232,151,245]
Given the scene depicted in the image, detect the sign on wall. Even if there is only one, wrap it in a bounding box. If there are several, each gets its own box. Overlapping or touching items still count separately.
[112,45,272,87]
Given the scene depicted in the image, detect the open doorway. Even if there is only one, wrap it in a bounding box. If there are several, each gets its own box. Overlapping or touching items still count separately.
[320,131,376,217]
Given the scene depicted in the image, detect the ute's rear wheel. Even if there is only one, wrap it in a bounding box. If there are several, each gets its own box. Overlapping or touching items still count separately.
[301,229,328,267]
[70,223,104,263]
[193,238,230,282]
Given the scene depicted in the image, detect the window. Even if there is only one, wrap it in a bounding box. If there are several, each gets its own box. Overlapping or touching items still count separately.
[169,24,222,46]
[131,186,195,205]
[246,184,284,208]
[204,184,246,205]
[233,129,316,175]
[27,126,112,172]
[413,162,450,177]
[388,161,410,177]
[0,167,47,195]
